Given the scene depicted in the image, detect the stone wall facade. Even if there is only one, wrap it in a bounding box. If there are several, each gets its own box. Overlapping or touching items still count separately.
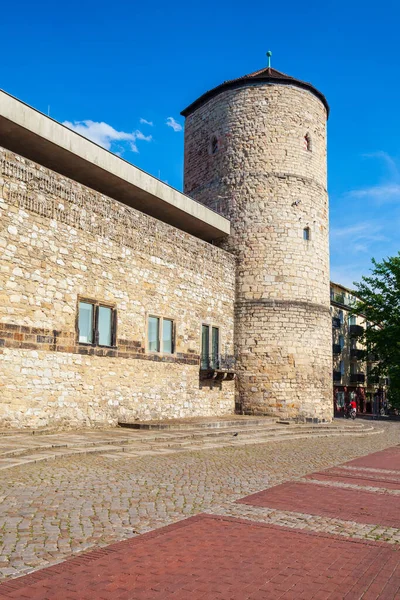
[183,83,333,421]
[0,147,236,428]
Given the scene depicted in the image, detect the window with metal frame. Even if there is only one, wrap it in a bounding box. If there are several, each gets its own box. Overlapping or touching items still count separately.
[148,316,175,355]
[78,300,116,347]
[349,315,356,326]
[336,391,345,408]
[201,324,220,369]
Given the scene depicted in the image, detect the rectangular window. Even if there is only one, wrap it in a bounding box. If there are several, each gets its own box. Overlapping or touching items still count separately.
[78,302,94,344]
[162,319,173,354]
[349,315,356,326]
[201,325,210,369]
[340,360,344,375]
[148,316,160,352]
[339,335,344,350]
[98,306,112,347]
[338,310,344,325]
[211,326,219,368]
[201,324,220,370]
[336,391,345,408]
[148,316,175,354]
[78,300,116,347]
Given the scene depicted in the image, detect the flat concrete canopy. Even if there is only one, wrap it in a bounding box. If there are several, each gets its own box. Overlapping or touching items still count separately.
[0,90,230,242]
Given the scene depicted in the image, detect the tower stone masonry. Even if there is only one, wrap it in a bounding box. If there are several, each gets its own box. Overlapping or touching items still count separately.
[182,66,333,421]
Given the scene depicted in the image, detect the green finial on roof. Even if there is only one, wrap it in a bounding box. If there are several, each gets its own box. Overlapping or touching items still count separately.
[266,50,272,68]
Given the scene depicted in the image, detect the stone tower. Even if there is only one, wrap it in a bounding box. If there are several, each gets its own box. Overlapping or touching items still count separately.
[181,64,333,422]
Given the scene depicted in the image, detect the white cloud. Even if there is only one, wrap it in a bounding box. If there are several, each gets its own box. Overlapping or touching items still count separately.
[347,152,400,204]
[135,131,152,142]
[166,117,183,132]
[353,243,369,253]
[330,222,386,243]
[348,184,400,203]
[330,221,388,264]
[362,151,399,179]
[140,118,153,126]
[62,119,152,154]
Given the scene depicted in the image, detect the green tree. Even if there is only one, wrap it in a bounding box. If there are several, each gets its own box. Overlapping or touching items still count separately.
[353,253,400,408]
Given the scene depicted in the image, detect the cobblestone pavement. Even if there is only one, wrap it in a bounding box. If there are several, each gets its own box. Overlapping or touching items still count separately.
[0,421,399,584]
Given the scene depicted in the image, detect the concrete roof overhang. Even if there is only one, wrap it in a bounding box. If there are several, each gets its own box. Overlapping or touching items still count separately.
[0,90,230,242]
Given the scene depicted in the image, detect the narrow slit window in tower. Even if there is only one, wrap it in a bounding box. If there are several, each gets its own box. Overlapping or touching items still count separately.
[304,134,312,152]
[211,136,219,155]
[303,227,310,241]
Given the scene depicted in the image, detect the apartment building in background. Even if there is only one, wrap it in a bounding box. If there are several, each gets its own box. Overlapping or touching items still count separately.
[331,282,386,415]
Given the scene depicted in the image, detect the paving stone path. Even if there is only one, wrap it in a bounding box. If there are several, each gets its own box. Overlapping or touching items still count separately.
[0,419,399,598]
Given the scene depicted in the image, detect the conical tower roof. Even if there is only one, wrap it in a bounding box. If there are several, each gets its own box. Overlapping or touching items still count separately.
[181,66,329,117]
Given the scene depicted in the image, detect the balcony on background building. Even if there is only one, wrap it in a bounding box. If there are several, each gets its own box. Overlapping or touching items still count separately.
[330,290,357,308]
[333,371,342,382]
[331,292,345,304]
[349,324,364,337]
[350,348,365,360]
[332,317,341,328]
[200,353,236,381]
[368,374,380,384]
[332,344,342,355]
[350,373,366,384]
[367,352,379,362]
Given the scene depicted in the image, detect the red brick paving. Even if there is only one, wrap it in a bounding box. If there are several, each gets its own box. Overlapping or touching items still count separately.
[344,447,400,471]
[1,515,400,600]
[3,445,400,599]
[320,467,400,486]
[237,481,400,528]
[305,472,400,490]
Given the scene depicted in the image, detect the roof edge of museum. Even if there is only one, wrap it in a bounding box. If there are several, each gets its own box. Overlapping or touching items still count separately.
[0,89,230,242]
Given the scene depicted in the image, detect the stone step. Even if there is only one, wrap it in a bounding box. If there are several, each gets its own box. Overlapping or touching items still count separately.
[0,427,63,437]
[105,428,382,456]
[118,416,277,430]
[0,426,381,470]
[0,421,379,470]
[144,427,379,449]
[0,422,374,460]
[135,424,374,443]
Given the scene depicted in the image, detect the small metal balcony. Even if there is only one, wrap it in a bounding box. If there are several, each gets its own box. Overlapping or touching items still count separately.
[331,293,345,305]
[350,373,365,383]
[350,349,365,360]
[200,353,236,381]
[349,324,364,337]
[333,371,342,382]
[332,344,342,355]
[332,317,341,329]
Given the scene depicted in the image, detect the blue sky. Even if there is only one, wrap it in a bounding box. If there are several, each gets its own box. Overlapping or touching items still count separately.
[2,0,400,288]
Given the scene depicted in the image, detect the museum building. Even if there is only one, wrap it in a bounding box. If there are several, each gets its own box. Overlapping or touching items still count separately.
[0,64,333,428]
